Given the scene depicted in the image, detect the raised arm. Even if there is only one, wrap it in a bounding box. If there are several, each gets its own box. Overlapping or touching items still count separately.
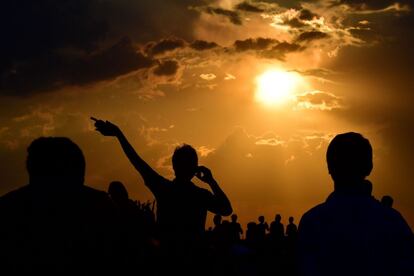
[196,166,233,216]
[92,118,162,186]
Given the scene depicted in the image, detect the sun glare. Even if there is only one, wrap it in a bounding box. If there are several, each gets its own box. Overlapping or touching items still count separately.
[255,70,302,105]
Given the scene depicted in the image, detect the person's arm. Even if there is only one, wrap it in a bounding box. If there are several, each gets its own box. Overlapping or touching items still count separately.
[196,166,233,216]
[92,118,164,190]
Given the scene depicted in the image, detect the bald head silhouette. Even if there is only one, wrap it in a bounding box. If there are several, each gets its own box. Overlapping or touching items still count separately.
[327,132,372,186]
[26,137,85,188]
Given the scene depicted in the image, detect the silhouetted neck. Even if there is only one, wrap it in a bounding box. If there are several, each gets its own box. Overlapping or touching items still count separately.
[333,179,372,196]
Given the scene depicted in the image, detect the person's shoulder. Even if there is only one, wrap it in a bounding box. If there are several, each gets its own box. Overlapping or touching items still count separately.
[0,185,31,206]
[81,186,112,203]
[302,202,328,220]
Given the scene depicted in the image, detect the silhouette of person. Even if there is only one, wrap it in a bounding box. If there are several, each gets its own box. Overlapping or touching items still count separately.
[381,195,394,208]
[92,118,232,258]
[107,181,156,270]
[298,132,414,276]
[270,214,284,241]
[256,215,269,241]
[230,214,243,242]
[0,137,123,275]
[246,222,258,247]
[286,216,298,240]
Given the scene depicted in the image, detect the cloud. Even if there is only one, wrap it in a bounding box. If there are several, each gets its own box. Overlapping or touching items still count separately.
[296,91,343,111]
[333,0,411,11]
[146,38,186,56]
[298,9,319,21]
[234,38,279,51]
[153,60,179,76]
[190,40,219,50]
[235,2,265,13]
[224,73,236,80]
[1,37,154,96]
[296,31,329,42]
[203,7,243,25]
[197,146,215,157]
[261,41,303,60]
[0,0,210,96]
[200,73,217,81]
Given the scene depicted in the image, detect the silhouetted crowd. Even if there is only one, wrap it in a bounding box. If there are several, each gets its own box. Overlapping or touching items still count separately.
[0,119,413,275]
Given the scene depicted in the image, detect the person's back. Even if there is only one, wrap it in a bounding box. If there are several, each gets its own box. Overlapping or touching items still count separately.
[286,217,298,240]
[0,137,122,275]
[229,214,243,242]
[298,132,414,276]
[270,214,284,241]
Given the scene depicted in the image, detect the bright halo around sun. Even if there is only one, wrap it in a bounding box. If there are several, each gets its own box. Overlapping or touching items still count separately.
[255,70,302,106]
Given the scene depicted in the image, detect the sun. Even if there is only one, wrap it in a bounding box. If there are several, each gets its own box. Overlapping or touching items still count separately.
[255,70,302,105]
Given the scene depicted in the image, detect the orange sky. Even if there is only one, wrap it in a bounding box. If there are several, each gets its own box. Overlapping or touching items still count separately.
[1,0,413,229]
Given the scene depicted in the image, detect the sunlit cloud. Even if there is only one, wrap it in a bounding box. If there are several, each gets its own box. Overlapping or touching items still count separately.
[295,91,343,111]
[200,73,217,80]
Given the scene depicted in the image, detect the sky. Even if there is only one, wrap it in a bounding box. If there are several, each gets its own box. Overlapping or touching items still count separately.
[1,0,414,229]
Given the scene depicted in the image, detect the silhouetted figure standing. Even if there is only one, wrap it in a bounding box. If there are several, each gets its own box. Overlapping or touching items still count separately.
[92,118,232,274]
[229,214,243,243]
[270,214,285,242]
[0,137,123,275]
[256,215,269,240]
[381,195,394,208]
[298,132,414,276]
[286,216,298,240]
[108,181,156,271]
[246,222,258,248]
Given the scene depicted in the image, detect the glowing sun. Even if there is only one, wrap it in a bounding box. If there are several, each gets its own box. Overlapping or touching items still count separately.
[255,70,302,105]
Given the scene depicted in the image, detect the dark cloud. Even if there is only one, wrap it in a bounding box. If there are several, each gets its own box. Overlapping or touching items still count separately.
[296,31,329,42]
[299,9,318,20]
[333,0,411,10]
[256,0,302,9]
[190,40,219,51]
[234,38,279,51]
[147,38,186,56]
[1,37,153,96]
[285,18,307,28]
[262,42,303,60]
[153,60,179,76]
[0,0,211,96]
[235,2,264,13]
[205,7,243,25]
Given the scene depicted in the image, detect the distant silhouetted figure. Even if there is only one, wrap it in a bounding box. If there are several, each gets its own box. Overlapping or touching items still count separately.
[256,215,269,241]
[298,132,414,276]
[270,214,285,241]
[286,216,298,240]
[229,214,243,242]
[0,137,123,275]
[246,222,258,247]
[107,181,156,269]
[381,195,394,208]
[92,118,232,261]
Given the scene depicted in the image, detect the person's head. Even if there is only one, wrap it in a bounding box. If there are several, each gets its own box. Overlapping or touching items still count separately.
[26,137,85,188]
[327,132,373,184]
[275,214,281,222]
[213,214,222,226]
[381,195,394,208]
[108,181,129,203]
[289,216,294,224]
[172,144,198,181]
[258,215,265,223]
[231,214,238,222]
